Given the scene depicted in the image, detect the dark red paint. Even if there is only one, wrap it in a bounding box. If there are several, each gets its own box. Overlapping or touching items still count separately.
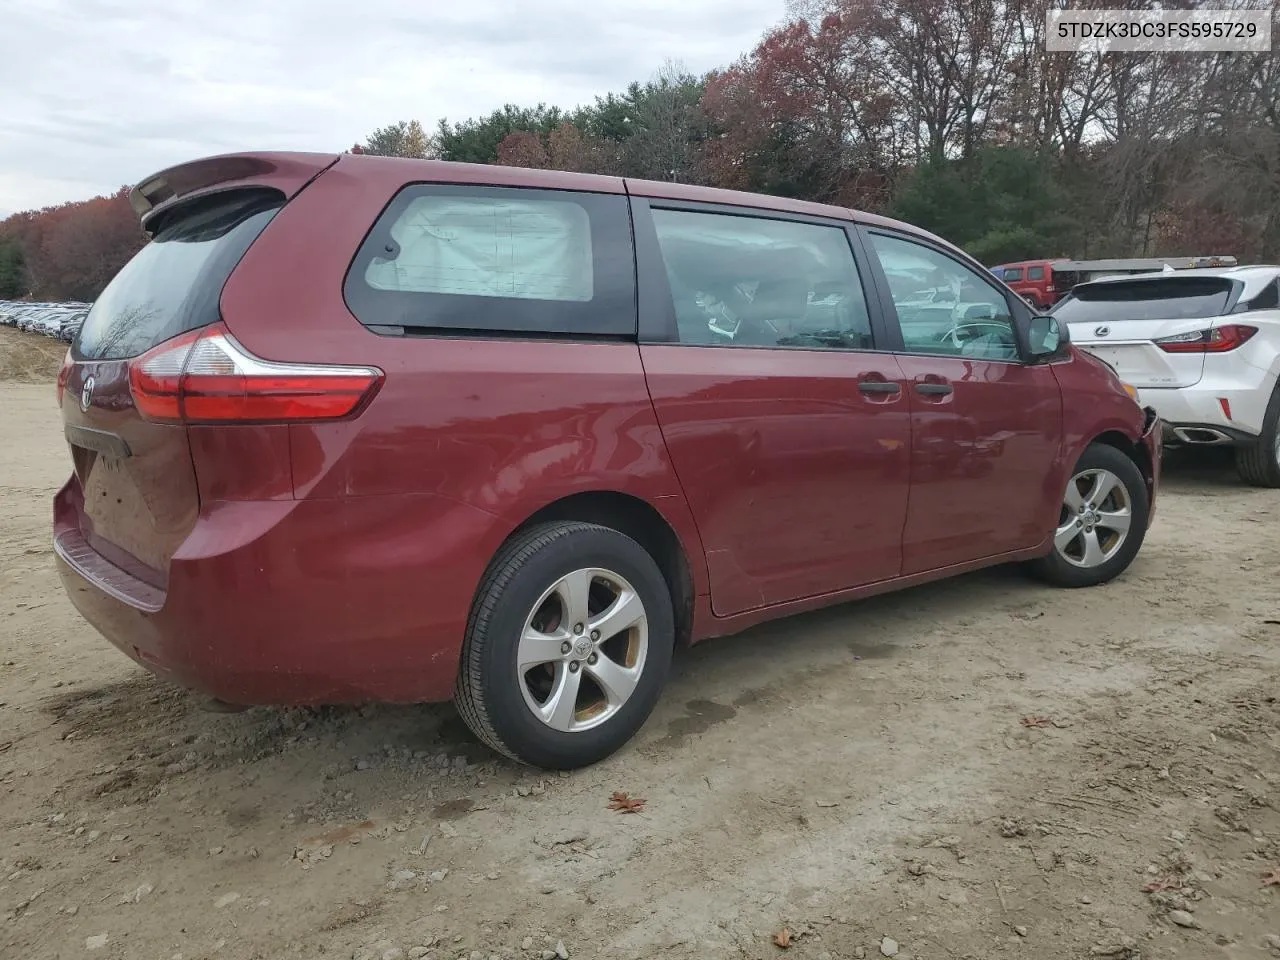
[640,344,912,615]
[54,152,1161,707]
[893,355,1063,573]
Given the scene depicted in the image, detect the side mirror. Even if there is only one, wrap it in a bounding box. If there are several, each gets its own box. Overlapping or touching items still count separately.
[1028,314,1068,361]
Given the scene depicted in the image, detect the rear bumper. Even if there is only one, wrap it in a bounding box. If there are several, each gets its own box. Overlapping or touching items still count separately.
[1160,422,1259,446]
[1136,365,1276,442]
[53,477,500,705]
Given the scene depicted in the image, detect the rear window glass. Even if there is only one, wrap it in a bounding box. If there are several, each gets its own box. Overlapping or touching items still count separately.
[75,189,282,361]
[345,184,635,337]
[1052,277,1235,325]
[1028,265,1044,280]
[1241,278,1279,311]
[1002,267,1024,281]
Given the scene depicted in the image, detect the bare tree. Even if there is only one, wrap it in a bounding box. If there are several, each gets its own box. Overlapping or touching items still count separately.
[623,61,709,182]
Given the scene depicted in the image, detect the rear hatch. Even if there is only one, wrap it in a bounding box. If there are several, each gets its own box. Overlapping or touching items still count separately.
[1053,275,1239,389]
[59,188,286,587]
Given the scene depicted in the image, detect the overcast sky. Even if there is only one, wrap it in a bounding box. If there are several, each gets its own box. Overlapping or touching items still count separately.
[0,0,786,217]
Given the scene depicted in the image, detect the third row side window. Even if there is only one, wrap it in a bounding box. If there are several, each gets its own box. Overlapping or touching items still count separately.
[650,208,874,351]
[344,185,635,337]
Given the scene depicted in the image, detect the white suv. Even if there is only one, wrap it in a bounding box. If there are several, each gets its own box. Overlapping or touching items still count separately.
[1053,266,1280,487]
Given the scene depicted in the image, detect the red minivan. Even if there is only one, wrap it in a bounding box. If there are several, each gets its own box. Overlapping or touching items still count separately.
[54,153,1161,768]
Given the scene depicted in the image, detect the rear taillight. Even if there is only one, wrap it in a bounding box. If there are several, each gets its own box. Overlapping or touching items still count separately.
[129,324,383,424]
[56,349,73,407]
[1154,324,1258,354]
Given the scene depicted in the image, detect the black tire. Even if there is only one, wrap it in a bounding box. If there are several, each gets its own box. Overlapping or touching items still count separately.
[1028,442,1150,588]
[1234,382,1280,488]
[454,521,674,769]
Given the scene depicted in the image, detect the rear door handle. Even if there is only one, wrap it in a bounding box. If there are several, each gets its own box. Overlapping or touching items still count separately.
[915,383,953,396]
[858,381,901,395]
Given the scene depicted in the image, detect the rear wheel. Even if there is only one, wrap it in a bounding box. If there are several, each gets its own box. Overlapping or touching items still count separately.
[455,522,674,769]
[1234,383,1280,488]
[1028,443,1150,588]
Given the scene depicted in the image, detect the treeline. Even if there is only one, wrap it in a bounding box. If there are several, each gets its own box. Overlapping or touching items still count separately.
[356,0,1279,266]
[0,188,147,302]
[4,0,1277,303]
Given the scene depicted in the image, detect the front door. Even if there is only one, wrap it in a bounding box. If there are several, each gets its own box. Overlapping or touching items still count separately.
[863,229,1063,574]
[636,204,912,615]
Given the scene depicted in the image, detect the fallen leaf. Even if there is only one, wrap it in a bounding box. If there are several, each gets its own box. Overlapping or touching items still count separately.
[1020,716,1053,728]
[607,791,646,814]
[773,928,793,949]
[1262,866,1280,887]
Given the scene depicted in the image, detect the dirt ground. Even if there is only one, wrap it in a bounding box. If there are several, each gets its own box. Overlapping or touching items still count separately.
[0,326,68,383]
[1,324,1277,960]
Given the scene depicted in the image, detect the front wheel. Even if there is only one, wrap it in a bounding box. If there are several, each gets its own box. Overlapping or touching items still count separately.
[1028,443,1150,588]
[454,521,674,769]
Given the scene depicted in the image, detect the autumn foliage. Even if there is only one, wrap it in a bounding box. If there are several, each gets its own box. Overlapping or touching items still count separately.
[371,0,1280,263]
[496,122,621,176]
[0,188,145,302]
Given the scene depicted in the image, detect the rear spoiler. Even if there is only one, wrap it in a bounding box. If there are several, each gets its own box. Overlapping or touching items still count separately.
[130,152,340,233]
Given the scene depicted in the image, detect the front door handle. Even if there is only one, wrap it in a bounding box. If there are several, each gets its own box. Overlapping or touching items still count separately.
[915,382,953,396]
[858,380,901,395]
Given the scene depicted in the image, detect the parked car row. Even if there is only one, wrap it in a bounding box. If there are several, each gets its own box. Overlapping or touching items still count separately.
[52,151,1162,769]
[0,301,91,342]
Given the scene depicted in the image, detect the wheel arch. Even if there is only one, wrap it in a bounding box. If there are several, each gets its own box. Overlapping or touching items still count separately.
[1041,425,1154,543]
[506,491,698,649]
[1092,429,1153,485]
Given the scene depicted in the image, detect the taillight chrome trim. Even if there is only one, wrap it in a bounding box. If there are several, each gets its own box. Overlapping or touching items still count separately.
[128,323,384,425]
[189,329,383,381]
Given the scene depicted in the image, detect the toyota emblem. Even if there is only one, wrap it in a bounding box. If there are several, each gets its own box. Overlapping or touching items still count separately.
[80,375,95,413]
[1094,325,1111,337]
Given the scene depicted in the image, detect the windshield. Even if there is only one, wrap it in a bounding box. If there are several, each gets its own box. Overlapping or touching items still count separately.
[75,189,282,361]
[1052,277,1234,325]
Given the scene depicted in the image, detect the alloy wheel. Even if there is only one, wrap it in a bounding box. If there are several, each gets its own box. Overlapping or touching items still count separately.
[1053,468,1133,569]
[516,568,648,732]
